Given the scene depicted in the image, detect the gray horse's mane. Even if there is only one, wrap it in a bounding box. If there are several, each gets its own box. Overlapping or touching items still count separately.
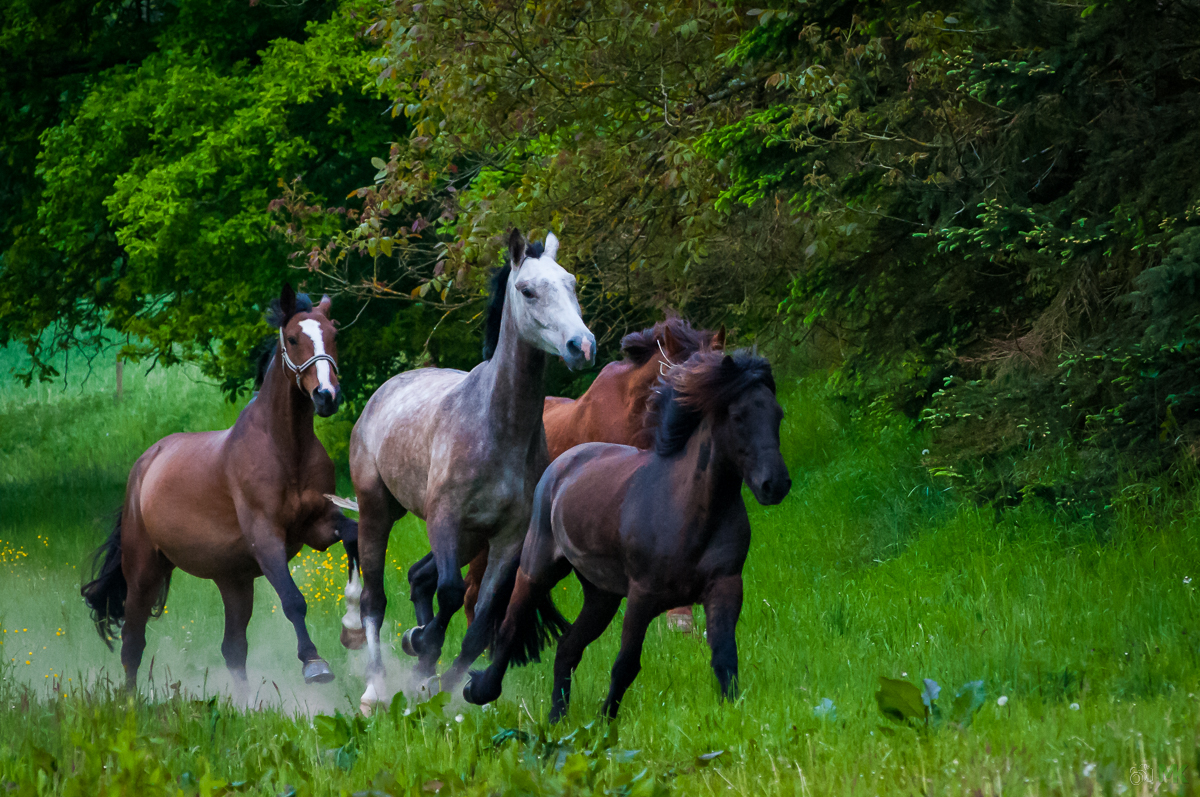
[482,240,547,361]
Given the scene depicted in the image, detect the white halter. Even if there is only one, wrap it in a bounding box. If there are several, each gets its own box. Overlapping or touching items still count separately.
[279,326,339,390]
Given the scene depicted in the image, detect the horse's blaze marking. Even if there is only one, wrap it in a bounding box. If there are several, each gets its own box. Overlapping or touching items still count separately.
[298,319,335,393]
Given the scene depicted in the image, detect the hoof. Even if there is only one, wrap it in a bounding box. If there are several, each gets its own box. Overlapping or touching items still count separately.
[401,625,422,657]
[359,681,384,717]
[340,624,367,650]
[462,670,496,705]
[302,658,335,684]
[666,606,694,633]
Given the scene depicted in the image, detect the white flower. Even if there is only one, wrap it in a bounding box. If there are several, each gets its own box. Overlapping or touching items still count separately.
[1185,576,1192,585]
[1083,762,1097,778]
[997,695,1008,707]
[901,671,907,677]
[1069,702,1080,711]
[455,714,464,723]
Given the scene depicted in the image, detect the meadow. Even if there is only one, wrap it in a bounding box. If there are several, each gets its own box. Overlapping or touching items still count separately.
[1,345,1198,796]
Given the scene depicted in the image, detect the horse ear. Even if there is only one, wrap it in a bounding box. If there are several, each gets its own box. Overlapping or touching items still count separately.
[660,321,680,355]
[280,283,297,319]
[507,228,526,269]
[712,325,726,351]
[543,232,559,260]
[316,294,333,317]
[722,353,736,370]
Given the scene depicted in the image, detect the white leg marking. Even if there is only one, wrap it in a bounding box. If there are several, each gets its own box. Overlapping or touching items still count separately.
[342,567,362,631]
[299,319,336,392]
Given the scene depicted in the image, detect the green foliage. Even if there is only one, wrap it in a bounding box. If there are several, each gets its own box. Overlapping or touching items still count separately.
[275,0,801,357]
[0,0,480,400]
[691,0,1200,509]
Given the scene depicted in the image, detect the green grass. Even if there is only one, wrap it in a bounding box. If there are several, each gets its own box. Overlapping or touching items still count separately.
[1,345,1199,795]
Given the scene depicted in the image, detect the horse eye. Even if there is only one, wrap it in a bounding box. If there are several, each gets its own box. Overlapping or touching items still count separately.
[287,336,298,346]
[520,287,536,300]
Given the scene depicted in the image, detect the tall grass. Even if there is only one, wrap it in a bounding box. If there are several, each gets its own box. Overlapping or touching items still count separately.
[1,349,1198,795]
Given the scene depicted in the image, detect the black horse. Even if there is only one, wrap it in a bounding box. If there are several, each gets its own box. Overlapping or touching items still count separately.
[463,350,791,721]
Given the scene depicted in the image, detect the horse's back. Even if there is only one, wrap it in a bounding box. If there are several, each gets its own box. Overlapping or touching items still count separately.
[351,366,469,517]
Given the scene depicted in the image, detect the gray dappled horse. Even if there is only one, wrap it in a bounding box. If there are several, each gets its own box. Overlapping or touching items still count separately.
[349,229,595,712]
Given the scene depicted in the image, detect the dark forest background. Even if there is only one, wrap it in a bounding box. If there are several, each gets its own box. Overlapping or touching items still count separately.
[3,0,1199,517]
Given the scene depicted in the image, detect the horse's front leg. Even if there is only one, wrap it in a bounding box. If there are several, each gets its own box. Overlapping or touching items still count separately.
[406,516,466,682]
[601,587,660,720]
[440,534,523,692]
[702,574,744,700]
[246,520,333,684]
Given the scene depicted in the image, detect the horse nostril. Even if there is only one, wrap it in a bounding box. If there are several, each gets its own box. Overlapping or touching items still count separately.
[566,338,582,355]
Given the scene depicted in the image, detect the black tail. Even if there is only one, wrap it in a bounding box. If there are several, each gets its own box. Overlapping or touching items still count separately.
[483,556,570,667]
[80,512,128,651]
[509,592,570,667]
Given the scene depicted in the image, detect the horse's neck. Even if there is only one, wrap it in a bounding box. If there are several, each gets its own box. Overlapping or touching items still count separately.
[668,419,743,526]
[622,359,662,418]
[243,349,316,464]
[484,309,547,441]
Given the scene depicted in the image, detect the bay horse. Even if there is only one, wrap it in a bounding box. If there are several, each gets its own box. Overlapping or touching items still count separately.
[461,318,725,629]
[349,229,596,712]
[81,285,360,692]
[462,350,791,721]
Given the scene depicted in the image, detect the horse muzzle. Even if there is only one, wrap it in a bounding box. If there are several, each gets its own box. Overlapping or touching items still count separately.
[562,332,597,371]
[312,387,343,417]
[750,467,792,506]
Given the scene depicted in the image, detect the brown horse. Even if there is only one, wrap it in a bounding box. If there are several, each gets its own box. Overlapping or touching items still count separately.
[461,318,724,626]
[463,351,791,721]
[82,285,359,693]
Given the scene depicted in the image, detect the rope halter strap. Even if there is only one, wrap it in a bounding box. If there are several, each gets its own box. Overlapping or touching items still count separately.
[279,326,340,390]
[657,338,678,376]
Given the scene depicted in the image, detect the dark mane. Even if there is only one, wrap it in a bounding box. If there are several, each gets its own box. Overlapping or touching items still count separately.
[257,292,313,388]
[482,265,510,361]
[482,239,547,360]
[621,317,712,366]
[644,350,776,456]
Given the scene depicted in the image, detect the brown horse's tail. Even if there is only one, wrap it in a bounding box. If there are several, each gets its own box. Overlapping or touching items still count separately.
[486,555,571,667]
[81,511,128,651]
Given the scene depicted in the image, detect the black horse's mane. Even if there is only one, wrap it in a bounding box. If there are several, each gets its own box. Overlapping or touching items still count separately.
[482,240,546,361]
[645,350,776,456]
[620,317,711,366]
[256,293,313,389]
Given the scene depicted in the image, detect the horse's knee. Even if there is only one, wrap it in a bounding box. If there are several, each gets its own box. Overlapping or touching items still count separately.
[436,577,466,613]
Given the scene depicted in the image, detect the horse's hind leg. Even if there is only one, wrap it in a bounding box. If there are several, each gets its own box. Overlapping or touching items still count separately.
[120,544,174,694]
[462,546,488,624]
[406,517,467,681]
[549,576,622,723]
[215,576,254,701]
[406,552,437,631]
[600,589,659,720]
[351,463,404,711]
